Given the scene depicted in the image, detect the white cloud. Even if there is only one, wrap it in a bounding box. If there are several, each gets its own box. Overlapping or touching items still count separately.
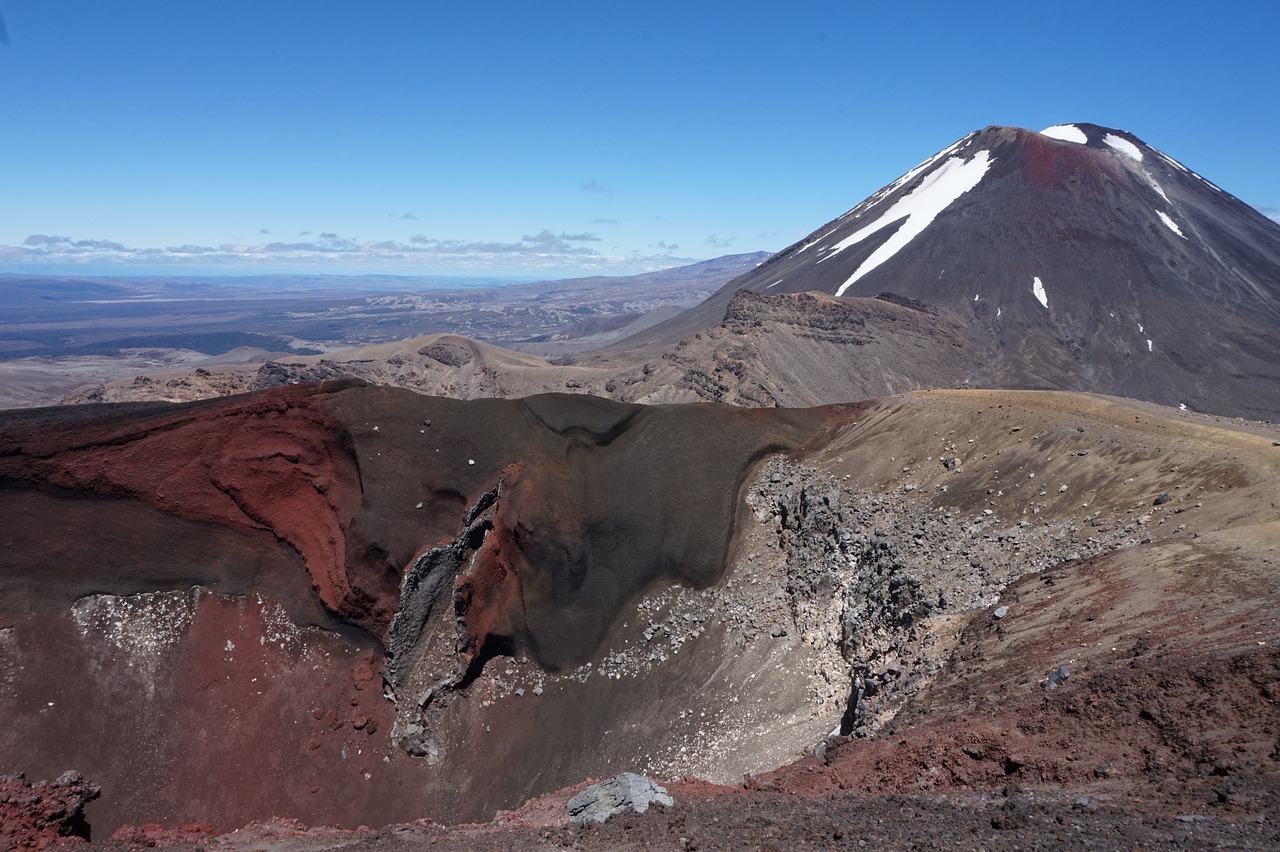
[0,228,695,275]
[580,179,614,195]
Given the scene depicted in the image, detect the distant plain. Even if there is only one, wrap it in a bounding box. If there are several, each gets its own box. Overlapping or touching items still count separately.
[0,253,765,408]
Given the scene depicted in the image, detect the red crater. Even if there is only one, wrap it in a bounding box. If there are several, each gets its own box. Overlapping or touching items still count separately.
[1,383,838,830]
[1,381,384,633]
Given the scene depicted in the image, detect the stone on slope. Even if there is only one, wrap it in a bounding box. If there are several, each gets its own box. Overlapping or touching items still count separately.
[567,772,673,824]
[0,771,100,848]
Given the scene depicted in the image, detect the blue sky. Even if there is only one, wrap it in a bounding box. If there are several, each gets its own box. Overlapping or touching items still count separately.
[1,1,1277,279]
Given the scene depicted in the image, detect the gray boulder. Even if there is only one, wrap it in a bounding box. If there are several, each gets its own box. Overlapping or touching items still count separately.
[567,772,673,824]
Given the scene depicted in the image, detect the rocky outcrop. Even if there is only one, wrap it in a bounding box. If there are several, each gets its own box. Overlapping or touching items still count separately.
[254,359,352,389]
[386,479,504,761]
[567,773,673,824]
[0,771,100,848]
[723,289,945,344]
[746,456,1135,740]
[640,291,972,407]
[418,342,475,368]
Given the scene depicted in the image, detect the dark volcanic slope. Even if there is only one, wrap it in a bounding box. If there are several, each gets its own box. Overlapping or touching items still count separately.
[618,123,1280,419]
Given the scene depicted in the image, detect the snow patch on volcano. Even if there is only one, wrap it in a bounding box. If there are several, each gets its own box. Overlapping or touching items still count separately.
[848,134,976,219]
[1104,133,1143,161]
[795,225,841,255]
[1157,210,1187,239]
[1041,125,1088,144]
[797,135,981,257]
[1032,276,1049,309]
[828,151,994,296]
[1155,149,1191,174]
[1146,175,1170,202]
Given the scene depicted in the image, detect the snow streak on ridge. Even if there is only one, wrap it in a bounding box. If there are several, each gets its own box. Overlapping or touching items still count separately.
[1157,211,1186,239]
[829,151,995,297]
[1104,133,1143,162]
[797,133,977,256]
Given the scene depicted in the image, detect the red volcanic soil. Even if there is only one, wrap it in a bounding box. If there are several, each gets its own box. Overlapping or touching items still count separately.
[1,590,415,837]
[451,462,532,670]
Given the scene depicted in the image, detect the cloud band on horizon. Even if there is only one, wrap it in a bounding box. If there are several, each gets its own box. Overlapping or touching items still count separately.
[0,229,696,274]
